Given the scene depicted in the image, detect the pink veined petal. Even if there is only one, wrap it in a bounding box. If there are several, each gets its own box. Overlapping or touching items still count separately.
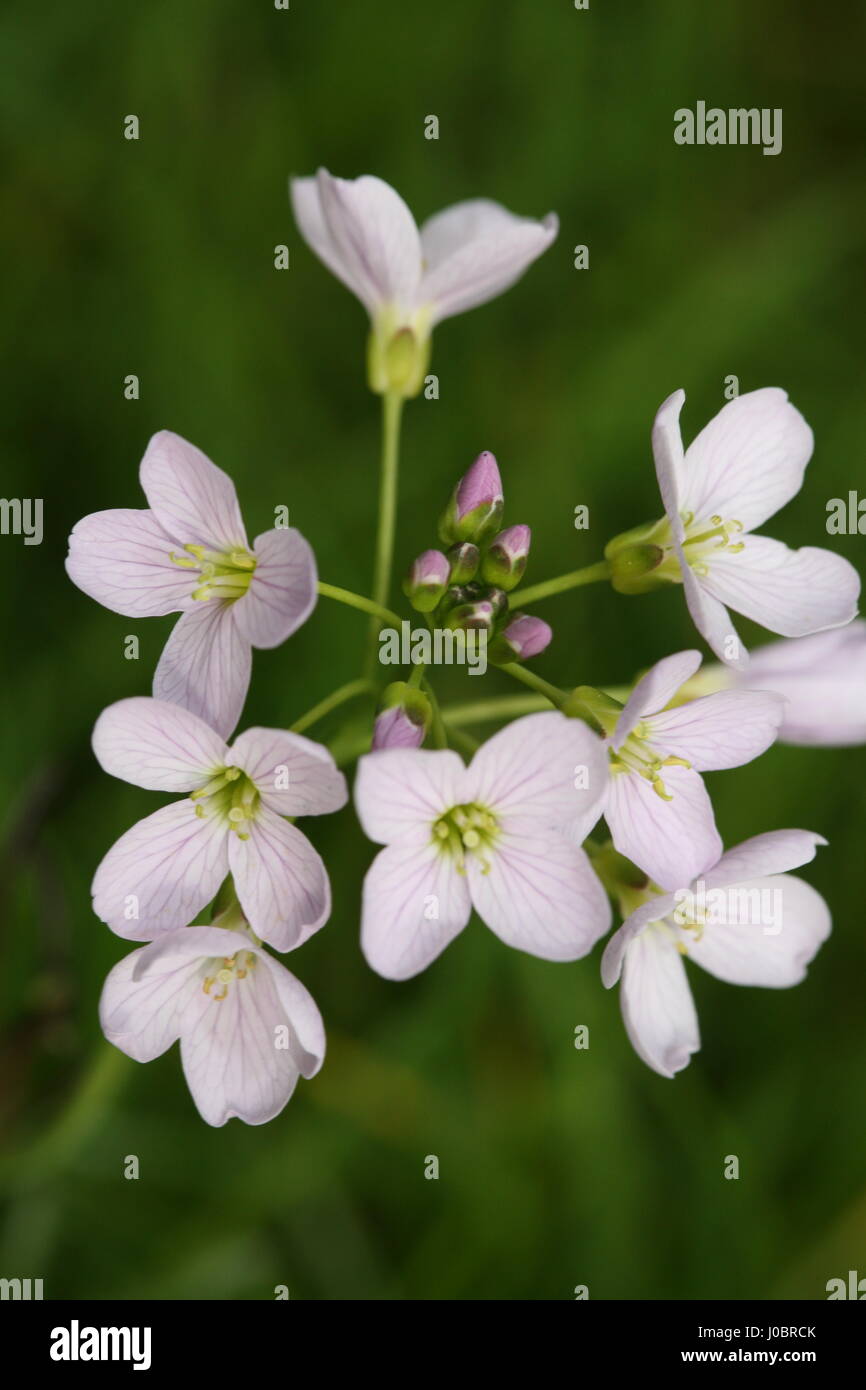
[746,623,866,746]
[601,890,679,988]
[613,649,703,748]
[651,389,687,536]
[91,800,229,941]
[647,688,784,770]
[361,837,472,980]
[92,696,229,792]
[680,388,814,534]
[604,764,722,892]
[354,748,468,845]
[619,927,701,1078]
[680,552,747,669]
[257,953,326,1078]
[65,508,194,617]
[418,199,558,325]
[290,175,369,305]
[139,430,248,552]
[467,833,611,962]
[99,940,199,1061]
[153,601,252,742]
[230,807,331,952]
[684,873,831,987]
[230,726,348,817]
[702,535,861,640]
[234,528,318,650]
[179,951,305,1127]
[466,712,608,839]
[702,829,827,890]
[314,169,423,314]
[747,621,866,677]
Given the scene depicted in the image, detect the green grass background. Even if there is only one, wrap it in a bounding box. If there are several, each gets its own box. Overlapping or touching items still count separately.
[1,0,864,1299]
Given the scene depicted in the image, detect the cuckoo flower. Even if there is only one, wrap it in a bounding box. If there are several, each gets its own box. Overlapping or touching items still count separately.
[590,649,784,890]
[290,169,558,396]
[607,389,860,668]
[100,924,325,1126]
[601,830,830,1077]
[66,431,317,738]
[91,697,347,950]
[354,712,610,980]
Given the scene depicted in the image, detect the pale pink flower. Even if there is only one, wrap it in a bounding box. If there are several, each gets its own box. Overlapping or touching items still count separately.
[600,649,784,890]
[66,431,317,738]
[91,697,347,950]
[354,712,610,980]
[601,830,831,1077]
[100,925,325,1126]
[645,389,860,668]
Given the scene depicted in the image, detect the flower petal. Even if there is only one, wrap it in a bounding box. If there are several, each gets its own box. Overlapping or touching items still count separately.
[647,688,783,770]
[92,801,229,940]
[99,940,198,1061]
[229,807,331,952]
[613,649,703,748]
[139,430,248,552]
[605,765,722,891]
[418,199,558,324]
[703,829,826,889]
[746,623,866,746]
[354,748,467,845]
[153,602,251,741]
[234,528,318,650]
[680,557,746,669]
[467,833,610,961]
[601,891,678,987]
[619,928,700,1078]
[651,389,687,533]
[466,711,608,840]
[702,535,861,640]
[680,388,814,533]
[65,508,193,617]
[361,838,472,980]
[685,873,830,987]
[257,953,326,1078]
[230,726,348,817]
[92,696,229,791]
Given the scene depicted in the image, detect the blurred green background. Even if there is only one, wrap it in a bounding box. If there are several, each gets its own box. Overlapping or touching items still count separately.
[1,0,864,1300]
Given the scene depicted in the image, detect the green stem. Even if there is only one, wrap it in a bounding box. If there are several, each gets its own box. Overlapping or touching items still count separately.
[501,663,568,710]
[423,679,448,749]
[317,581,402,629]
[365,390,404,676]
[442,693,548,725]
[291,678,373,735]
[517,559,611,607]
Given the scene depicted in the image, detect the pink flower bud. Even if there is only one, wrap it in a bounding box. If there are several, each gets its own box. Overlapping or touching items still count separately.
[495,612,552,661]
[481,524,531,590]
[402,549,451,613]
[439,451,504,545]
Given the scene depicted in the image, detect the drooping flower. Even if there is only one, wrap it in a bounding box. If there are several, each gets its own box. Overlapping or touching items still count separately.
[66,431,317,738]
[581,649,784,890]
[91,697,347,950]
[600,830,831,1077]
[354,712,610,980]
[290,170,558,396]
[100,922,325,1126]
[606,389,860,668]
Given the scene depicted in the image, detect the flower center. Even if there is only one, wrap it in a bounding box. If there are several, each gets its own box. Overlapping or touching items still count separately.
[608,722,691,801]
[190,766,260,839]
[202,950,258,1001]
[678,511,744,576]
[170,542,257,602]
[432,801,499,873]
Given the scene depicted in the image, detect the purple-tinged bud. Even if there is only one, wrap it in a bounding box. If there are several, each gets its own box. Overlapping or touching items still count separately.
[444,598,497,634]
[439,451,505,545]
[402,549,450,613]
[447,541,480,584]
[488,612,552,664]
[481,524,531,591]
[371,682,431,750]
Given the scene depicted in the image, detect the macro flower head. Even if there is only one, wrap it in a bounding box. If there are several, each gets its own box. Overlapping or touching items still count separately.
[606,389,860,668]
[291,169,558,396]
[601,830,831,1077]
[354,712,610,980]
[91,697,347,951]
[100,922,325,1127]
[66,431,317,737]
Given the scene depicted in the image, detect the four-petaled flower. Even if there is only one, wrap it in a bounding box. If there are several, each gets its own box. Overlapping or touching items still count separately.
[601,830,831,1077]
[91,697,347,951]
[354,712,611,980]
[101,924,325,1126]
[66,430,318,738]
